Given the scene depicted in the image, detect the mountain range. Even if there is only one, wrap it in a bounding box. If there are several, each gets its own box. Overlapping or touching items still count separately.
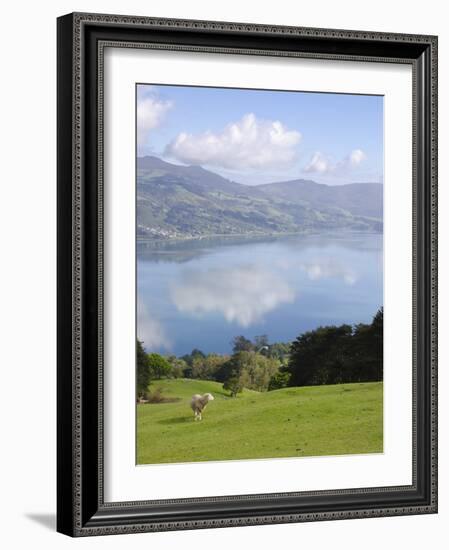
[137,156,383,241]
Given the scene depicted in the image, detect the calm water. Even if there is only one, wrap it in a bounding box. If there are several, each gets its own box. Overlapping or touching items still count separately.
[137,233,383,356]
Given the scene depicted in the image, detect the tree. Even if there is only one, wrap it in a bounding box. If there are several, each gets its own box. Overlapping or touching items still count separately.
[220,351,280,392]
[288,324,353,386]
[268,370,291,391]
[350,307,383,382]
[231,335,254,353]
[181,348,206,367]
[191,348,205,359]
[147,353,172,379]
[136,340,151,397]
[166,356,188,378]
[267,341,291,362]
[191,353,229,380]
[249,354,280,391]
[219,353,248,395]
[254,334,269,352]
[223,375,244,398]
[287,310,383,387]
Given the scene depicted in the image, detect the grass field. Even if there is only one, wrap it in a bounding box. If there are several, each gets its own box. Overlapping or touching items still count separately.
[137,379,383,465]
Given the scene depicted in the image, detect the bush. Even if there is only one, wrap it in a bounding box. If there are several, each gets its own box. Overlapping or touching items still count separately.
[138,386,180,404]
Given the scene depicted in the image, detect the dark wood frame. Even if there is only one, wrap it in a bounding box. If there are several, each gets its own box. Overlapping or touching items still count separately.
[57,12,438,537]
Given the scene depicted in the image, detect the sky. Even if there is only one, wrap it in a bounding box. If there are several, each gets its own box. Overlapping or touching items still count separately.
[137,83,383,186]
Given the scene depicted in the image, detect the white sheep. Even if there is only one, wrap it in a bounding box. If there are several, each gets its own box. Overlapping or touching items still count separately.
[190,393,214,421]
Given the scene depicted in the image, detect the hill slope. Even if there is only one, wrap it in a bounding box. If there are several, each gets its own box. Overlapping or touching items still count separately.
[137,156,383,241]
[137,379,383,464]
[258,179,383,220]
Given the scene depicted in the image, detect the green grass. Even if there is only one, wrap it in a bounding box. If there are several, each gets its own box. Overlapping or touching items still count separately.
[137,379,383,464]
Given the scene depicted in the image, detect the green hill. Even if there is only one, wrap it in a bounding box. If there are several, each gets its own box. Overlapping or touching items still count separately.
[137,156,383,241]
[137,379,383,464]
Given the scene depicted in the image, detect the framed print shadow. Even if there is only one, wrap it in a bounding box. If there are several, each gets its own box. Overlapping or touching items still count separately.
[57,12,438,537]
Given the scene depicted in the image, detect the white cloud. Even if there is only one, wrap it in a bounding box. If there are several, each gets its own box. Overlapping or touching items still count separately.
[304,152,331,174]
[137,94,173,153]
[165,113,301,170]
[137,300,171,351]
[348,148,367,167]
[170,265,295,327]
[304,148,367,175]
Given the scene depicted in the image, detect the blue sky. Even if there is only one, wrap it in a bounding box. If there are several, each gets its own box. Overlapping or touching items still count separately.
[137,83,383,186]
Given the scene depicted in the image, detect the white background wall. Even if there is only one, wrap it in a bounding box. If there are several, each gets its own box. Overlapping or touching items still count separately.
[0,1,446,548]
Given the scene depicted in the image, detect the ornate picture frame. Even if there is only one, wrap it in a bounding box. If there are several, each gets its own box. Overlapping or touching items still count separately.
[57,12,437,536]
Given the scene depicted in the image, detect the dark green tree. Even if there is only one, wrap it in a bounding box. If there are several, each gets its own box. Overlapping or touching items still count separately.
[350,307,383,382]
[223,375,244,397]
[136,340,151,397]
[191,348,205,359]
[231,335,254,353]
[287,310,383,387]
[268,370,291,391]
[287,324,353,386]
[181,348,206,367]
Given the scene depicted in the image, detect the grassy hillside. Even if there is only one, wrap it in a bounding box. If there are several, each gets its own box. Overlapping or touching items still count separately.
[137,379,383,464]
[137,156,383,241]
[259,180,383,220]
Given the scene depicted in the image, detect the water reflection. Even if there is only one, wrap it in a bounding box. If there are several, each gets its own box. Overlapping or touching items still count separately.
[137,232,380,264]
[137,300,171,351]
[275,257,357,285]
[302,260,357,285]
[137,233,382,355]
[170,265,295,327]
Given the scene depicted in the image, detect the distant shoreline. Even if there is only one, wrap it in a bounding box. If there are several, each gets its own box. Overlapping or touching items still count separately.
[137,228,383,249]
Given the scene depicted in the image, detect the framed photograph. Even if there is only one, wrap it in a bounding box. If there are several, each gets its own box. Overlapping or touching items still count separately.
[57,12,438,536]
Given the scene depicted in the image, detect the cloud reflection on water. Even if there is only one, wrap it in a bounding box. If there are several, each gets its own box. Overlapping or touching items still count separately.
[137,299,172,351]
[275,256,358,286]
[170,265,295,328]
[301,260,357,285]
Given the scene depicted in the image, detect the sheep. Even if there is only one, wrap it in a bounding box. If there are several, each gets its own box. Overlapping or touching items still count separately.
[190,393,214,421]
